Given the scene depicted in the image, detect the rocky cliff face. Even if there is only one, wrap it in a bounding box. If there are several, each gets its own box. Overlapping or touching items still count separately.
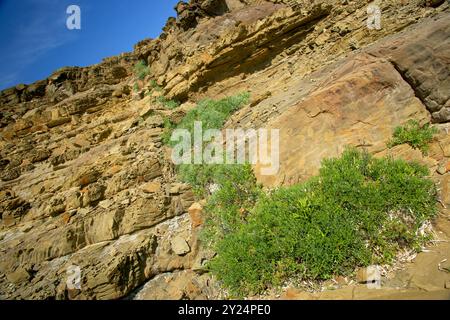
[0,0,449,299]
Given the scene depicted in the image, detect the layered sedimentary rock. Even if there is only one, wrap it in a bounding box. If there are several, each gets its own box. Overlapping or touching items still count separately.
[0,0,449,299]
[252,13,450,185]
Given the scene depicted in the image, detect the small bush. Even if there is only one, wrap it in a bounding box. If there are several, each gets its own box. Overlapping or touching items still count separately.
[168,92,254,243]
[134,60,150,80]
[150,80,162,92]
[157,96,180,110]
[171,92,252,197]
[162,117,175,145]
[166,92,250,147]
[207,148,437,296]
[388,120,438,154]
[194,164,263,245]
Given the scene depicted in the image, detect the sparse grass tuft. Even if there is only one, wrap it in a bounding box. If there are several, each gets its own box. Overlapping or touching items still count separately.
[150,80,162,92]
[134,60,150,80]
[156,96,180,110]
[388,120,438,154]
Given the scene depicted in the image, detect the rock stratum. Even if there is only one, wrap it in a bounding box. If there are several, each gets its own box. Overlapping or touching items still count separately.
[0,0,449,299]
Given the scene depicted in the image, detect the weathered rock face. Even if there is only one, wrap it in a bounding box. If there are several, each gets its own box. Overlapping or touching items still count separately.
[174,0,230,31]
[0,0,449,300]
[371,21,450,123]
[0,66,200,299]
[140,0,450,105]
[252,13,450,185]
[0,55,135,129]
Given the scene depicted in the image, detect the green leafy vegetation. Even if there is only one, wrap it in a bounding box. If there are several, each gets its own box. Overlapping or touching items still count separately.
[150,80,162,92]
[388,120,438,154]
[165,92,250,147]
[204,148,437,296]
[167,92,251,195]
[198,164,263,245]
[134,60,150,80]
[162,116,175,145]
[156,95,180,110]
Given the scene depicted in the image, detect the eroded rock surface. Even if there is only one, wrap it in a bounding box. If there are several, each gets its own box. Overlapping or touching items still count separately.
[253,13,450,185]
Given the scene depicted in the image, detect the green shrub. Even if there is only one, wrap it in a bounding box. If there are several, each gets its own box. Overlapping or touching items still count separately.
[194,164,263,244]
[207,148,437,296]
[150,80,162,92]
[388,120,438,154]
[134,60,150,80]
[167,91,254,245]
[162,117,175,145]
[156,96,180,110]
[166,92,250,147]
[170,92,252,198]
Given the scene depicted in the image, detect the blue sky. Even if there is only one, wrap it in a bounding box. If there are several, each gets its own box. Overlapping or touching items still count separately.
[0,0,179,90]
